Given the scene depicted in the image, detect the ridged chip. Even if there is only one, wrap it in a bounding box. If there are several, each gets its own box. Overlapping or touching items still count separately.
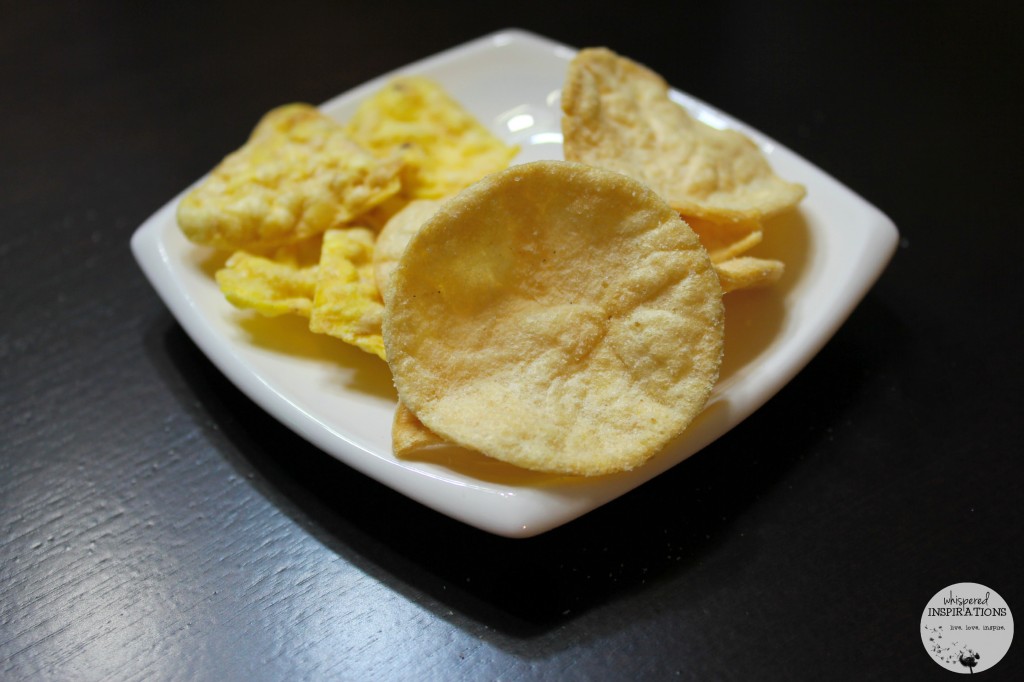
[383,161,724,476]
[178,104,402,251]
[562,48,806,223]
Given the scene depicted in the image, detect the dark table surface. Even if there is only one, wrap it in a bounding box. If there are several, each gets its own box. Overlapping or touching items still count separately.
[4,1,1022,680]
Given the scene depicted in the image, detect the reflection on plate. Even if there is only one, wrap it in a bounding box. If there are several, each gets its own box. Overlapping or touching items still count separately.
[131,29,898,538]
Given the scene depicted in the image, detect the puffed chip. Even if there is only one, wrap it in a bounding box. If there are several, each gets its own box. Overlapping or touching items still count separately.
[178,103,402,251]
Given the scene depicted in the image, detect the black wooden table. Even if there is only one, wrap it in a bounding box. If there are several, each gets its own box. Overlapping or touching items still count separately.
[3,2,1022,679]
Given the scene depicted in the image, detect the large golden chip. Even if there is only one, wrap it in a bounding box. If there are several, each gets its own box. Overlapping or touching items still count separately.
[346,77,519,200]
[178,103,402,251]
[562,48,805,224]
[309,227,386,360]
[383,161,724,476]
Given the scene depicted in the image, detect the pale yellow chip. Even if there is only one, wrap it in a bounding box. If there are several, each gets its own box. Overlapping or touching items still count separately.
[715,256,785,293]
[562,48,806,224]
[373,198,444,305]
[383,160,724,476]
[178,103,402,251]
[309,227,386,360]
[346,76,519,200]
[215,242,321,318]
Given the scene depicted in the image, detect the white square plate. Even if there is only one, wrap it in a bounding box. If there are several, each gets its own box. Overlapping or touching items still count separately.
[131,29,898,538]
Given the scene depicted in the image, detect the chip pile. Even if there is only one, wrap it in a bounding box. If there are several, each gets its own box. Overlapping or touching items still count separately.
[177,50,805,477]
[180,77,518,356]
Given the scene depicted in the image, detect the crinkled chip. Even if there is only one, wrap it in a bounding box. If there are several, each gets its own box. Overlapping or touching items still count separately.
[309,227,386,360]
[383,160,725,476]
[715,256,785,293]
[178,103,402,251]
[373,198,444,305]
[346,76,519,200]
[215,244,320,318]
[562,48,806,223]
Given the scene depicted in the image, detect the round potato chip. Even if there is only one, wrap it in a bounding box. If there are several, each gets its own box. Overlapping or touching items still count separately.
[562,48,805,224]
[383,161,724,476]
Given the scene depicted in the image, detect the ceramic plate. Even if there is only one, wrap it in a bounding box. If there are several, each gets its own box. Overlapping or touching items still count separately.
[131,29,898,537]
